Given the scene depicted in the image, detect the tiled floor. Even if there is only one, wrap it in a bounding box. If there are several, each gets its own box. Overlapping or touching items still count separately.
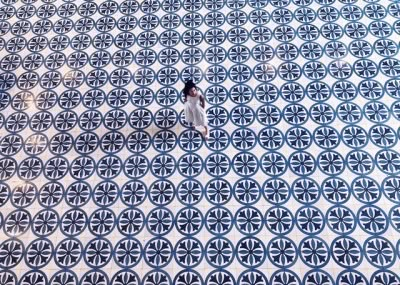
[1,0,400,284]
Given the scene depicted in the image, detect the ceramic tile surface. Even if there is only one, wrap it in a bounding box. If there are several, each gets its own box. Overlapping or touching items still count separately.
[1,0,400,284]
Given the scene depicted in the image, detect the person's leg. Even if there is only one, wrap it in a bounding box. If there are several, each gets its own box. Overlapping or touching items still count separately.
[203,125,209,139]
[200,107,208,138]
[185,108,194,129]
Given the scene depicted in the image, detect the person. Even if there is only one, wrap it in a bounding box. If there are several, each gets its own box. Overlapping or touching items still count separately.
[183,80,209,139]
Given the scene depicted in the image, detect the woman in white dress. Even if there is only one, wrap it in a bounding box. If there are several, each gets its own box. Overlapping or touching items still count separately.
[183,80,208,139]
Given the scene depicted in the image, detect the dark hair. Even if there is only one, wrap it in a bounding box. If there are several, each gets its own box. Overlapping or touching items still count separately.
[183,80,196,100]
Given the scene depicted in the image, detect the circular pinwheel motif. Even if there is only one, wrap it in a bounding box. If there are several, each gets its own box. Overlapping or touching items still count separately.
[1,0,400,281]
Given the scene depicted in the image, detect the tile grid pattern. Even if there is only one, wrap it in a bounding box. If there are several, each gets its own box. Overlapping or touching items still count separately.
[1,0,400,284]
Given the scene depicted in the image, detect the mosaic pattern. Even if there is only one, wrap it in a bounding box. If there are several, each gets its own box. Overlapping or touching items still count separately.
[1,0,400,283]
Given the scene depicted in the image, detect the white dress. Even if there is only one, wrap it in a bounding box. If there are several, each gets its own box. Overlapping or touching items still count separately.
[184,93,207,127]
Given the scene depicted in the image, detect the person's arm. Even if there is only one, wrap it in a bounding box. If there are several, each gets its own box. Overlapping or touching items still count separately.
[200,95,205,108]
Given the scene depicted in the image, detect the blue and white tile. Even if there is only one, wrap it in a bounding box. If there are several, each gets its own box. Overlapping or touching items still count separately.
[1,0,400,283]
